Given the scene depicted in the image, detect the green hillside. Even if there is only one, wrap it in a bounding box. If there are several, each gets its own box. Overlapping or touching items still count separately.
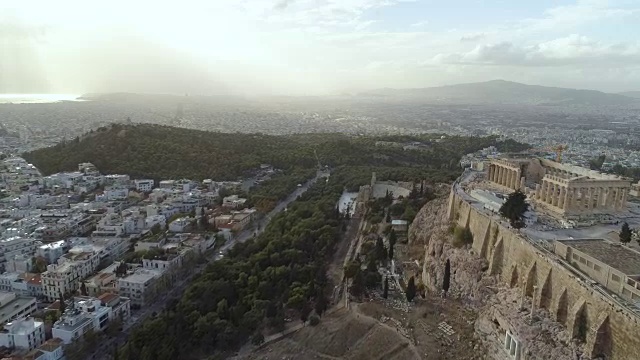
[23,123,528,182]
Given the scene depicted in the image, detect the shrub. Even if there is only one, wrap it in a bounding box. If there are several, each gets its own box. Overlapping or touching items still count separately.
[453,226,473,248]
[309,315,320,326]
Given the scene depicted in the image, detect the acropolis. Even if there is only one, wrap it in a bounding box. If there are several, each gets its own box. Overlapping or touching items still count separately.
[445,154,640,359]
[487,157,631,219]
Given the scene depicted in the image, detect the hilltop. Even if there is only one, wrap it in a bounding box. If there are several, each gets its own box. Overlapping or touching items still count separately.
[619,91,640,99]
[362,80,639,106]
[23,124,528,182]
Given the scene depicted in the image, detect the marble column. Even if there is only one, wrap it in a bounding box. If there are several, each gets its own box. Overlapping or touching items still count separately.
[562,187,569,211]
[553,184,560,207]
[587,187,594,210]
[614,188,621,211]
[545,182,553,204]
[576,187,583,211]
[604,188,613,209]
[557,186,566,208]
[498,167,504,185]
[622,189,628,208]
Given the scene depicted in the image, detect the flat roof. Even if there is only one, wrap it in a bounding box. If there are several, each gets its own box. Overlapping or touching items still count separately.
[558,239,640,275]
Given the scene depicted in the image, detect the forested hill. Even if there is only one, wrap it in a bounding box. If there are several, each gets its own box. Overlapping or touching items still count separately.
[23,123,529,181]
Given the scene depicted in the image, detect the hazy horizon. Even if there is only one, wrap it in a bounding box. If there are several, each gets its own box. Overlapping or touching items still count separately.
[2,0,640,96]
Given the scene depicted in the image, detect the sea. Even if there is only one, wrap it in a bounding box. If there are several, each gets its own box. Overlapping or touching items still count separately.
[0,94,82,104]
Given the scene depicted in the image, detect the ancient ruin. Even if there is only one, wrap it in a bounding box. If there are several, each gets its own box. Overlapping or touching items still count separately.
[441,156,640,359]
[488,158,631,218]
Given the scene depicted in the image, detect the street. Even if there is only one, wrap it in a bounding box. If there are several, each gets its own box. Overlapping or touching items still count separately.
[91,169,328,359]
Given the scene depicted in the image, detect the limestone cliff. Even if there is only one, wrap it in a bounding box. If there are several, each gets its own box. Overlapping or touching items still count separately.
[409,190,494,303]
[409,187,588,360]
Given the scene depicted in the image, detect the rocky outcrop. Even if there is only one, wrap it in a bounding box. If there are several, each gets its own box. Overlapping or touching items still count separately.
[475,288,585,360]
[409,191,494,304]
[410,188,591,360]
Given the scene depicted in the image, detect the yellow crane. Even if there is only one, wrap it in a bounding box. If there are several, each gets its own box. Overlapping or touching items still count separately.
[552,145,568,163]
[528,144,568,163]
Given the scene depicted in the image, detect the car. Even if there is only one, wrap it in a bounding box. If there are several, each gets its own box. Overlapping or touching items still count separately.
[297,183,302,187]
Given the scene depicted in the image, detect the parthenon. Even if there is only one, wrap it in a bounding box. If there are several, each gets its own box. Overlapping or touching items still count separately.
[487,157,632,217]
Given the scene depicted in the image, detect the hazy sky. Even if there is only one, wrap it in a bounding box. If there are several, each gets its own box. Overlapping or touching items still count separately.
[1,0,639,95]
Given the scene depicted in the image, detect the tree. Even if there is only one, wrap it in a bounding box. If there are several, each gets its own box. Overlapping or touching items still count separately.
[442,259,451,297]
[385,209,391,223]
[300,303,312,325]
[499,190,529,229]
[389,229,397,247]
[350,270,365,297]
[620,222,632,244]
[375,237,386,261]
[405,276,417,302]
[589,154,606,170]
[59,293,66,314]
[383,277,389,299]
[80,282,87,296]
[251,332,265,346]
[388,229,396,260]
[309,315,320,326]
[344,260,360,279]
[314,294,327,316]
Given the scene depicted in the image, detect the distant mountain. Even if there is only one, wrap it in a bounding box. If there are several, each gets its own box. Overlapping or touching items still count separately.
[362,80,639,106]
[619,91,640,99]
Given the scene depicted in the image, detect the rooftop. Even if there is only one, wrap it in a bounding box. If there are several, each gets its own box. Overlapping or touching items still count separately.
[39,338,63,352]
[558,239,640,275]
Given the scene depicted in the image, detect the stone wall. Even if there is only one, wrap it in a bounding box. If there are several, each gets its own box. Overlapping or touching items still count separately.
[448,187,640,360]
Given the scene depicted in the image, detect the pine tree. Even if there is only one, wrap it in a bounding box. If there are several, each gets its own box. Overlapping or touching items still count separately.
[388,245,394,260]
[389,229,397,247]
[59,292,66,313]
[620,222,632,244]
[314,294,327,316]
[375,236,386,261]
[80,282,87,296]
[405,276,416,302]
[385,209,391,223]
[499,190,529,229]
[443,259,451,297]
[383,277,389,299]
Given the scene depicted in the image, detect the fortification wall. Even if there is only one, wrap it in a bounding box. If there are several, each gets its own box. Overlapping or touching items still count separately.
[448,188,640,359]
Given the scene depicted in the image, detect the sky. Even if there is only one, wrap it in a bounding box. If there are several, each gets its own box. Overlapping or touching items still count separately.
[1,0,639,95]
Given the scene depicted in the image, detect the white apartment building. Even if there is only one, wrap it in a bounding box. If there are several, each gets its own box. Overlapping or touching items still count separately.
[27,338,65,360]
[6,253,32,273]
[134,179,154,193]
[168,217,192,233]
[0,236,38,271]
[36,240,67,264]
[52,297,111,344]
[0,317,45,351]
[142,251,184,272]
[117,269,161,307]
[144,215,166,230]
[41,250,100,301]
[0,273,43,299]
[0,292,37,324]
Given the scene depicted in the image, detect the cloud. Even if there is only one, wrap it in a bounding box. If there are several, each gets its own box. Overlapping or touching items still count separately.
[274,0,295,10]
[517,0,639,33]
[433,35,640,68]
[410,20,429,28]
[459,32,486,42]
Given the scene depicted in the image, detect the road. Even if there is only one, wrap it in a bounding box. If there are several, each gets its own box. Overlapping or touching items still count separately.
[91,169,328,359]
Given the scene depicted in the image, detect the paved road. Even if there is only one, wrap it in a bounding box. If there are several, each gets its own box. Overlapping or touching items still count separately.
[91,170,328,359]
